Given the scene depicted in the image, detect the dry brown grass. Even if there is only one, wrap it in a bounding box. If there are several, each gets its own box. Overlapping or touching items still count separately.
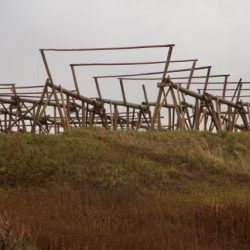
[0,188,249,250]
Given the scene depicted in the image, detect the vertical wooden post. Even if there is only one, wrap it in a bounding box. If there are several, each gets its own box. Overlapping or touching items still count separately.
[193,98,201,130]
[150,46,174,129]
[142,84,149,106]
[94,78,103,103]
[132,108,135,130]
[187,60,197,89]
[231,79,242,102]
[86,103,89,127]
[40,50,66,129]
[222,75,229,99]
[82,101,86,127]
[119,79,127,105]
[227,106,233,131]
[137,111,142,130]
[168,107,172,131]
[203,67,211,94]
[114,104,118,130]
[59,85,70,130]
[54,106,57,134]
[203,94,221,131]
[157,111,161,130]
[109,101,113,130]
[170,86,185,129]
[66,95,71,126]
[71,65,80,95]
[215,97,222,130]
[4,113,7,131]
[126,107,130,129]
[172,107,175,130]
[247,103,250,124]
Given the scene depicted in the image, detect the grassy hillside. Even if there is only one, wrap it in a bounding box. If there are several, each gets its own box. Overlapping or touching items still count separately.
[0,128,249,249]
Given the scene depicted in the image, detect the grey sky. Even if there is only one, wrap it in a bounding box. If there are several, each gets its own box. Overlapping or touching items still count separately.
[1,0,250,100]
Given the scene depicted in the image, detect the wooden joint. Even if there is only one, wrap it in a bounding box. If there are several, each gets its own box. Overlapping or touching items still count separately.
[157,82,171,88]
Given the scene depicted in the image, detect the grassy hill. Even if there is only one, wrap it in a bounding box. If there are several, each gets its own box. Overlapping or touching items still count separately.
[0,128,249,249]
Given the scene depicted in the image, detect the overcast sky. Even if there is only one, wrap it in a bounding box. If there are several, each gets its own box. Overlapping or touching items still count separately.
[1,0,250,100]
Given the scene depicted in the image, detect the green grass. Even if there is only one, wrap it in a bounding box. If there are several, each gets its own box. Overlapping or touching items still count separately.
[0,128,249,198]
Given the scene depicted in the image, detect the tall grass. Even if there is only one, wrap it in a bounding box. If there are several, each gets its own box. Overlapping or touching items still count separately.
[0,188,249,250]
[0,128,249,249]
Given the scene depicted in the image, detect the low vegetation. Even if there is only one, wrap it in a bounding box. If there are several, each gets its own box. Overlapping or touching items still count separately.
[0,128,249,249]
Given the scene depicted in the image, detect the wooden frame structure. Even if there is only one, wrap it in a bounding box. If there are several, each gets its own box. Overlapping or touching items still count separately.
[0,44,249,133]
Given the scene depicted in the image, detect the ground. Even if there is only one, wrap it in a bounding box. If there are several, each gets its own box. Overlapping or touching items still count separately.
[0,128,249,249]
